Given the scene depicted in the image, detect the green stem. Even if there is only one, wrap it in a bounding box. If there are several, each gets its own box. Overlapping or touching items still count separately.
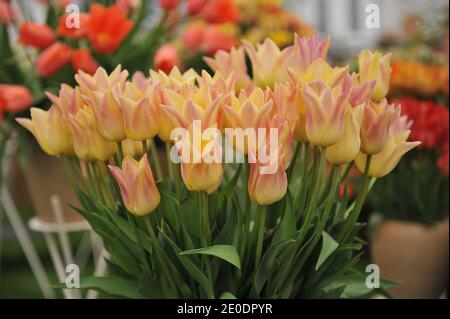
[254,205,266,269]
[128,214,150,272]
[149,139,163,181]
[116,141,124,164]
[165,142,174,181]
[338,155,372,243]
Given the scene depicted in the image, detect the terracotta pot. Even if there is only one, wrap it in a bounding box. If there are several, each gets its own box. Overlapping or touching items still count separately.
[371,218,449,299]
[21,150,84,223]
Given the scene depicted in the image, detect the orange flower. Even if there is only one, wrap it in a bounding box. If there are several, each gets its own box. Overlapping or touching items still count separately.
[201,0,238,24]
[159,0,180,11]
[57,13,90,39]
[71,48,99,75]
[0,84,32,114]
[187,0,207,16]
[87,4,133,54]
[35,42,72,77]
[0,0,15,24]
[18,21,56,49]
[202,24,237,55]
[154,44,179,73]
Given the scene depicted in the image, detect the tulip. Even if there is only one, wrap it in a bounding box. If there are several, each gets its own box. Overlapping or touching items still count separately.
[57,13,89,39]
[178,126,223,194]
[71,48,99,75]
[154,44,179,74]
[243,38,290,87]
[358,50,392,102]
[75,65,129,97]
[248,141,288,206]
[202,24,237,56]
[0,0,15,24]
[288,59,348,116]
[187,0,207,16]
[18,21,56,49]
[35,42,72,77]
[46,84,84,117]
[16,106,73,156]
[109,154,160,216]
[86,89,126,142]
[355,127,420,177]
[119,86,159,141]
[122,139,145,158]
[327,104,364,164]
[286,35,330,72]
[201,0,238,24]
[204,47,253,92]
[87,4,133,54]
[66,107,117,161]
[182,21,206,50]
[301,82,349,147]
[360,99,395,155]
[0,84,32,113]
[150,67,198,92]
[159,0,180,11]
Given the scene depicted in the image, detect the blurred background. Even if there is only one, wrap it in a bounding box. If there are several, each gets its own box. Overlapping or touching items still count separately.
[0,0,448,298]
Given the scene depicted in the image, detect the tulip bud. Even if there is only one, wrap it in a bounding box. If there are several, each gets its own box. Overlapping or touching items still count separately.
[0,84,32,113]
[327,104,364,164]
[19,21,56,49]
[187,0,207,16]
[159,0,180,11]
[358,50,392,102]
[154,44,179,74]
[360,99,394,155]
[71,49,99,75]
[120,95,159,141]
[301,82,348,147]
[35,42,72,77]
[109,154,160,216]
[86,90,126,142]
[66,107,117,161]
[16,106,73,156]
[178,126,223,194]
[248,160,287,206]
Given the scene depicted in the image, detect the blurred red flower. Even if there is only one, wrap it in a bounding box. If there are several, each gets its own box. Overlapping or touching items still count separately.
[154,44,179,73]
[393,97,449,150]
[159,0,180,11]
[87,4,133,54]
[0,0,15,24]
[19,21,56,49]
[57,13,90,39]
[71,48,99,75]
[187,0,207,16]
[0,84,33,116]
[201,0,238,24]
[35,42,73,77]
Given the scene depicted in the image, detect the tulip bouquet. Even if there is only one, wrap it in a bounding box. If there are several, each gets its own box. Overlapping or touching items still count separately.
[16,33,419,299]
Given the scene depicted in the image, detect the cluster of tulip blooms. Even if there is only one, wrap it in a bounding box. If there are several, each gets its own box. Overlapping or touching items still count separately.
[17,34,420,298]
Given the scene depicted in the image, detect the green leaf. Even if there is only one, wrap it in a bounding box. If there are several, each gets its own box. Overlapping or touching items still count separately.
[316,231,339,271]
[270,190,296,246]
[254,239,295,296]
[219,291,237,299]
[159,231,214,298]
[79,276,146,299]
[180,245,241,270]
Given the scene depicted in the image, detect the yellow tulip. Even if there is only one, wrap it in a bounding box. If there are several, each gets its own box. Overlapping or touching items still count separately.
[66,107,117,161]
[75,65,129,98]
[301,82,349,147]
[358,50,392,102]
[327,104,364,164]
[360,99,395,155]
[16,106,73,156]
[109,154,160,216]
[86,89,126,142]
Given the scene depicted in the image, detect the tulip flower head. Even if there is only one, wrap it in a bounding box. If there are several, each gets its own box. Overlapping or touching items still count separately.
[66,107,117,161]
[109,154,161,216]
[35,42,73,77]
[17,106,73,156]
[358,50,392,102]
[0,84,32,114]
[19,21,56,49]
